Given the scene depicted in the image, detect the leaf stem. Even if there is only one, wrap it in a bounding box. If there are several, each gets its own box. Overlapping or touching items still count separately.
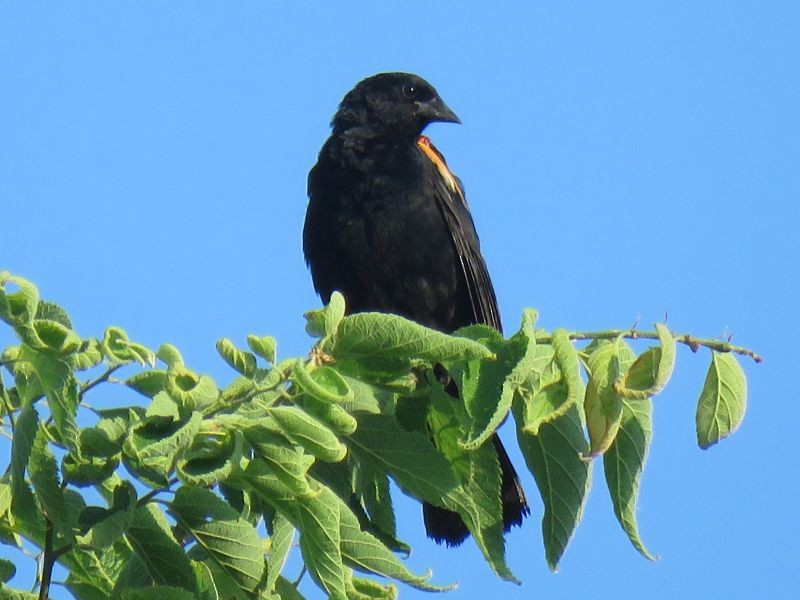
[537,329,762,363]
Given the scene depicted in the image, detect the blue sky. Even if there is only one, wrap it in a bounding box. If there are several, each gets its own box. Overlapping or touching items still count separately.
[1,2,798,598]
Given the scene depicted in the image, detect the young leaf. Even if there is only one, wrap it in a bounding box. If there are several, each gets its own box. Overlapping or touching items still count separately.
[295,393,358,436]
[124,370,168,398]
[584,342,625,456]
[34,299,72,328]
[615,323,676,399]
[604,397,656,560]
[216,338,257,377]
[29,427,70,531]
[292,362,355,404]
[268,405,347,463]
[101,327,156,366]
[68,338,103,371]
[696,352,747,449]
[297,486,347,600]
[0,272,39,327]
[176,429,244,487]
[246,431,317,498]
[305,290,346,342]
[247,334,277,364]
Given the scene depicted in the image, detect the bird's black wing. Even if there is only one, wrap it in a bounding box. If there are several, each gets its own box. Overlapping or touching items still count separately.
[422,140,502,333]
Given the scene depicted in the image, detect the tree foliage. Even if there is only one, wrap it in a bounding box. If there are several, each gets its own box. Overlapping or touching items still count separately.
[0,272,758,599]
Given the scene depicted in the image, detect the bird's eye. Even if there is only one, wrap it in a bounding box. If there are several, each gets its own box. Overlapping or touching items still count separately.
[402,84,417,99]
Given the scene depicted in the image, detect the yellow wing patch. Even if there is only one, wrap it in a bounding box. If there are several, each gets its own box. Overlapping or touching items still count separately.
[417,135,458,193]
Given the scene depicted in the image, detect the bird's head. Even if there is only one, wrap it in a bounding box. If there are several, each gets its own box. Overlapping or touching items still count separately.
[332,72,460,139]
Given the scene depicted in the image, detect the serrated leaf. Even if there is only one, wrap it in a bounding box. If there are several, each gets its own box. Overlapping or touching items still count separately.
[295,393,358,436]
[247,334,277,364]
[297,486,348,600]
[35,299,72,327]
[246,431,316,498]
[696,352,747,449]
[513,400,591,570]
[334,484,454,592]
[615,323,676,399]
[604,397,656,559]
[78,482,137,549]
[346,413,516,582]
[125,503,197,590]
[169,486,265,595]
[353,459,396,539]
[269,405,347,463]
[331,312,493,364]
[216,338,257,377]
[22,319,82,355]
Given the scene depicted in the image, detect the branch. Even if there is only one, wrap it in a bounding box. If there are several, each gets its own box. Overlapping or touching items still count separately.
[38,518,56,600]
[537,328,762,363]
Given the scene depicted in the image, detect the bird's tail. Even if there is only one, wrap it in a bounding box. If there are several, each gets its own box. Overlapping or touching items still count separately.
[423,433,529,546]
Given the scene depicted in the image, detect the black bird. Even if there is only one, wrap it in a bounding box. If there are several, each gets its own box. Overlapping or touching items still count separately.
[303,72,529,545]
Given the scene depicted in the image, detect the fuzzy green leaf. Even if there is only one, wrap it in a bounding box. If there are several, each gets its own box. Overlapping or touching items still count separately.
[696,352,747,449]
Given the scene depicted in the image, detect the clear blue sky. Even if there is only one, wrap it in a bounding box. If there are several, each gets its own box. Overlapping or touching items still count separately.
[1,2,798,598]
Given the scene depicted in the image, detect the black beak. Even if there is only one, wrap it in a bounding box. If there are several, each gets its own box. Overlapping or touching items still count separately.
[419,96,461,124]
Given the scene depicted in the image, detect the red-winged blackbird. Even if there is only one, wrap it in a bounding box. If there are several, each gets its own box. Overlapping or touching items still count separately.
[303,72,529,546]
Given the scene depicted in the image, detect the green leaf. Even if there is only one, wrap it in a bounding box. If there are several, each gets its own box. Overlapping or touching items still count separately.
[295,393,358,436]
[0,272,39,327]
[156,343,184,368]
[216,338,257,377]
[0,583,38,599]
[101,326,156,366]
[78,482,137,549]
[297,486,348,600]
[165,366,218,411]
[29,427,70,531]
[513,400,591,571]
[117,586,197,600]
[123,409,203,488]
[176,429,244,487]
[347,413,516,582]
[169,486,265,595]
[124,370,168,398]
[246,432,316,498]
[604,397,656,560]
[584,341,626,456]
[292,362,354,404]
[247,334,277,364]
[269,405,347,463]
[615,323,676,399]
[696,352,747,449]
[68,338,104,371]
[35,299,72,328]
[453,325,521,450]
[0,558,16,583]
[21,319,82,355]
[266,512,295,593]
[353,459,396,539]
[17,346,79,451]
[330,312,493,364]
[125,503,197,590]
[335,485,455,592]
[305,291,346,342]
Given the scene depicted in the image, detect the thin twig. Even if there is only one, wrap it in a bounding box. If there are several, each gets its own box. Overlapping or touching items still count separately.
[79,365,123,400]
[536,329,762,363]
